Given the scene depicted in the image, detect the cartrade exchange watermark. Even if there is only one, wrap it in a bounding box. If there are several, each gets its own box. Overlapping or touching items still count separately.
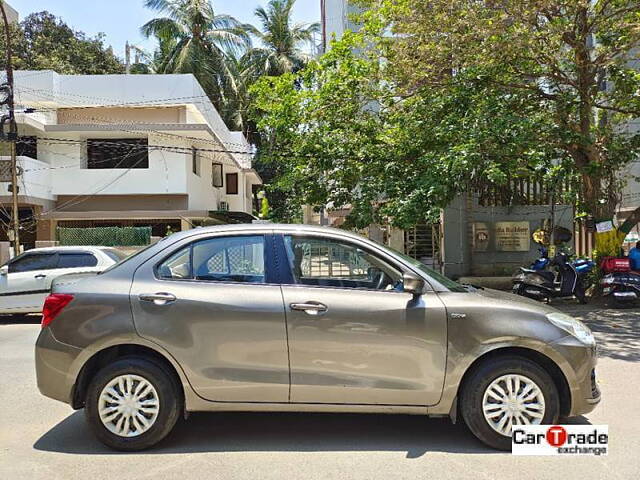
[512,425,608,455]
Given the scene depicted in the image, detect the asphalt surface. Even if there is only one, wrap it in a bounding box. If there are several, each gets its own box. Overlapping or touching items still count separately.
[1,303,639,480]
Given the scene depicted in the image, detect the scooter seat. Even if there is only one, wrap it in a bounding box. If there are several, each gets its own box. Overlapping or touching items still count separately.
[520,268,555,282]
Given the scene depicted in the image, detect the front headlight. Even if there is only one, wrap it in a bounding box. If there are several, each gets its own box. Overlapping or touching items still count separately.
[546,312,595,345]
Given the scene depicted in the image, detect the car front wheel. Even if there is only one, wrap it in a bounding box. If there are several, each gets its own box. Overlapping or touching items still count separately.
[460,356,560,450]
[85,357,181,451]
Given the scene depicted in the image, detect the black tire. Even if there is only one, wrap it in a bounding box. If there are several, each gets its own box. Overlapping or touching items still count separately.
[85,357,181,451]
[605,294,636,309]
[460,356,560,451]
[575,282,587,304]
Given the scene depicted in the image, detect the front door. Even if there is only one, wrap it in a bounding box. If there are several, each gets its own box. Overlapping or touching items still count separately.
[0,252,57,312]
[279,234,447,406]
[130,232,290,403]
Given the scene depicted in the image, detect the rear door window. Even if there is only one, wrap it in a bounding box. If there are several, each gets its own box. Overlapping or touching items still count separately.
[157,235,266,284]
[56,253,98,268]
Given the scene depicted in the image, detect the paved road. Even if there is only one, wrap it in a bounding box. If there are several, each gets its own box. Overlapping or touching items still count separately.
[1,305,639,480]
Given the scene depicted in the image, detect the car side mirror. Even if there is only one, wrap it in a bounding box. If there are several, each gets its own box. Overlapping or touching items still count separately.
[403,272,425,295]
[0,265,8,276]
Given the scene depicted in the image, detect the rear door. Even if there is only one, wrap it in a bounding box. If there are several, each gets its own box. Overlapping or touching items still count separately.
[0,252,57,311]
[130,232,291,402]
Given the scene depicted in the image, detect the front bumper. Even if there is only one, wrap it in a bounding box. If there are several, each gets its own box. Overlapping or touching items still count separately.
[551,336,601,416]
[35,327,82,406]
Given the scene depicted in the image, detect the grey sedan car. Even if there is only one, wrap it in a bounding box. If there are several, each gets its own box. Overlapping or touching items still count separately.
[35,224,600,451]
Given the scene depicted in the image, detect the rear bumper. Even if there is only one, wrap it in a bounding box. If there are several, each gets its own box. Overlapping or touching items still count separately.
[35,327,81,406]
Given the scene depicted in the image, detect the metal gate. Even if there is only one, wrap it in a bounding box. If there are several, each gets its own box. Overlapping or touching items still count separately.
[404,221,441,269]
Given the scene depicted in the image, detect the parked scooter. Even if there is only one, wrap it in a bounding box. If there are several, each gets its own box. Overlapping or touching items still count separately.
[599,257,640,307]
[512,251,594,304]
[529,246,551,271]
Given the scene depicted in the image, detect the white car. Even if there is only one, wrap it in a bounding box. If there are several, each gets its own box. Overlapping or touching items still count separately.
[0,246,127,314]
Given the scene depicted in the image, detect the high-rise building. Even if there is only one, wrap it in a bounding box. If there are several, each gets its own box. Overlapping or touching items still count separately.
[320,0,360,53]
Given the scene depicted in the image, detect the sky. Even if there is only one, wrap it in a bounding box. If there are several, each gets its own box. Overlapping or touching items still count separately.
[11,0,321,58]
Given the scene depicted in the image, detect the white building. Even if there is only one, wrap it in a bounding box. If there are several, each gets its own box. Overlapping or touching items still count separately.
[1,1,18,24]
[0,70,262,250]
[618,49,640,248]
[321,0,360,52]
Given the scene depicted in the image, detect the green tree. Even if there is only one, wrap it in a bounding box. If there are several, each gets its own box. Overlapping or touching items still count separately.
[251,32,561,227]
[218,0,320,137]
[0,11,123,74]
[216,52,255,135]
[245,0,320,77]
[363,0,640,253]
[141,0,252,111]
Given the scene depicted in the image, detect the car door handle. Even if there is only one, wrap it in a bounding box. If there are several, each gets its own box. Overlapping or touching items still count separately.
[34,274,47,279]
[290,302,328,316]
[139,292,177,305]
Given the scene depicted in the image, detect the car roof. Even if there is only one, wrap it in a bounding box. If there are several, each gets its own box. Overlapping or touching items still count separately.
[163,223,367,243]
[20,246,109,253]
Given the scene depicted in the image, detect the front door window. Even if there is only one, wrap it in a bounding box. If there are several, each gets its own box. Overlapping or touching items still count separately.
[8,253,57,273]
[284,236,402,291]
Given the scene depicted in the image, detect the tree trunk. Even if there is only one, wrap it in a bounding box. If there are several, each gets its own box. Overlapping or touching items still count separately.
[619,205,640,236]
[593,205,640,259]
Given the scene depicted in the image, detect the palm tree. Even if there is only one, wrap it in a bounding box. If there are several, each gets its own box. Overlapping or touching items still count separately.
[141,0,252,110]
[245,0,320,78]
[217,52,254,134]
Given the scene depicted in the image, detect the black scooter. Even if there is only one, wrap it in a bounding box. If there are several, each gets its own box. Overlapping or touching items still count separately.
[512,252,588,304]
[601,272,640,307]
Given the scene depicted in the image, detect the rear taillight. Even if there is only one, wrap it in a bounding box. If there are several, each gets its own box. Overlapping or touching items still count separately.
[42,294,74,328]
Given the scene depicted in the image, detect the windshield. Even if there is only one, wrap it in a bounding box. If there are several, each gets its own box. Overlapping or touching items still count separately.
[374,242,468,292]
[99,243,157,274]
[102,248,130,263]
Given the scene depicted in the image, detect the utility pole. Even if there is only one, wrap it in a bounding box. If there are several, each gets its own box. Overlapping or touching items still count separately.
[0,0,19,257]
[549,188,556,251]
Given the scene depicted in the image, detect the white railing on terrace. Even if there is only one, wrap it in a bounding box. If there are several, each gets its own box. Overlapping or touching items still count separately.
[10,71,255,169]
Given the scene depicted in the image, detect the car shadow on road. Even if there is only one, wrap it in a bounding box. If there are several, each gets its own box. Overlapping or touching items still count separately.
[34,410,523,457]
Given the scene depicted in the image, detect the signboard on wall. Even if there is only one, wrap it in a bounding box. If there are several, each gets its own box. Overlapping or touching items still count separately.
[596,220,614,233]
[472,222,490,252]
[494,221,530,252]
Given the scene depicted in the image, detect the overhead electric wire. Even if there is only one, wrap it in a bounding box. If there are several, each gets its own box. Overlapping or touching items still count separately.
[18,147,144,230]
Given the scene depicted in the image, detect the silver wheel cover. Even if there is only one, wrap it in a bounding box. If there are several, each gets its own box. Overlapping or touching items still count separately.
[482,374,546,437]
[98,374,160,437]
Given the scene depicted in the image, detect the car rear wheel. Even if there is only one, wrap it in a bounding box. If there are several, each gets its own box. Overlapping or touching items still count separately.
[460,356,560,450]
[85,357,181,451]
